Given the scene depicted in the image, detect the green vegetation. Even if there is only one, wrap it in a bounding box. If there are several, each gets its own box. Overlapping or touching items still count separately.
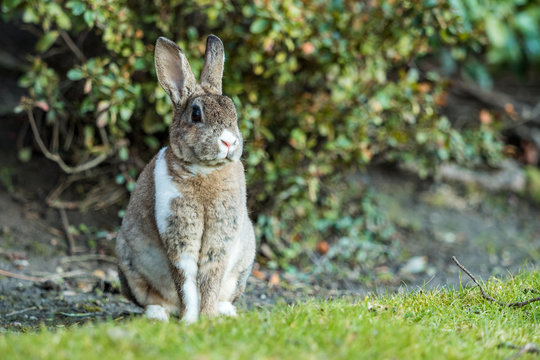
[1,271,538,359]
[2,0,539,267]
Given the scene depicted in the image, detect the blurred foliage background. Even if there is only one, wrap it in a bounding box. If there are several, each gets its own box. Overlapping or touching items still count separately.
[1,0,539,272]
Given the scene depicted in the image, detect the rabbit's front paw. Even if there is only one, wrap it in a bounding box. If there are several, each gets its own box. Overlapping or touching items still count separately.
[183,311,199,324]
[144,305,169,322]
[218,302,237,317]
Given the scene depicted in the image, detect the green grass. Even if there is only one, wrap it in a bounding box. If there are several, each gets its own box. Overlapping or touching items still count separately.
[1,271,539,360]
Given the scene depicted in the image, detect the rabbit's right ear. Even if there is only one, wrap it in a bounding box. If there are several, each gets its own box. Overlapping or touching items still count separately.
[155,37,197,109]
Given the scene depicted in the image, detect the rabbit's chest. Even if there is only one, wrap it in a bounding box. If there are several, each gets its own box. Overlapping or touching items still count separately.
[154,148,184,235]
[153,148,242,237]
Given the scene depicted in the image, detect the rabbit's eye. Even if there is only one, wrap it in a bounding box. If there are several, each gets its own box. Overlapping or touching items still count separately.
[191,105,202,123]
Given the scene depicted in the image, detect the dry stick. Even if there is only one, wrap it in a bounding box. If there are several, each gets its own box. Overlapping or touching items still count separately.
[452,256,540,308]
[5,306,38,317]
[0,269,42,282]
[42,270,96,281]
[59,30,87,63]
[59,208,76,255]
[27,110,109,174]
[60,254,117,265]
[0,269,100,283]
[452,80,540,126]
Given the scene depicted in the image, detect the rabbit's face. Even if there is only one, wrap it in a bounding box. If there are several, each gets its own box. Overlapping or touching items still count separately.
[170,93,242,165]
[154,35,242,167]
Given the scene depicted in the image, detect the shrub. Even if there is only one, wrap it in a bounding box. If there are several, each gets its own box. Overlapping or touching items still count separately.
[4,0,533,268]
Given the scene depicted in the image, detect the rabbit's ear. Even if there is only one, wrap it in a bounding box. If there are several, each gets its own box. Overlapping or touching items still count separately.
[200,35,224,95]
[155,37,197,109]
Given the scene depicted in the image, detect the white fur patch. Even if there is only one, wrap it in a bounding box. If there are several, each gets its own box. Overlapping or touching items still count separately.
[145,305,169,322]
[218,302,237,317]
[174,255,198,278]
[223,240,242,283]
[219,238,244,301]
[154,147,182,234]
[175,255,200,323]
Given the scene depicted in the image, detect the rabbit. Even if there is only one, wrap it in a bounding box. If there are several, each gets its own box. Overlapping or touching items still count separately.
[115,35,256,323]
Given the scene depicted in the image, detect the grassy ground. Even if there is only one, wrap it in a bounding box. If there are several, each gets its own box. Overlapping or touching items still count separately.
[1,271,538,359]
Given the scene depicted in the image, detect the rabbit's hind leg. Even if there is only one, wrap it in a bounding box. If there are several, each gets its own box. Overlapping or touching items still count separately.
[118,266,177,321]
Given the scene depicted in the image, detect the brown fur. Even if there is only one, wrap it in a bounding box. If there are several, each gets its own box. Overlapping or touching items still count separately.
[115,35,255,322]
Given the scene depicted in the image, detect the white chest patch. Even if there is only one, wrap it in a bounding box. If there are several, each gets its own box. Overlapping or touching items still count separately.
[154,147,182,235]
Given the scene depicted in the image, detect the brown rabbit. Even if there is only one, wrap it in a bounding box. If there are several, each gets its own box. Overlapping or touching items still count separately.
[115,35,256,323]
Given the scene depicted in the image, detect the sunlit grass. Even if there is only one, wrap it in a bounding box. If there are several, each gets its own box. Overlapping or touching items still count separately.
[1,271,538,360]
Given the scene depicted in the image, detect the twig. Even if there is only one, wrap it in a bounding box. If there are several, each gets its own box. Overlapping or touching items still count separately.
[60,254,117,265]
[42,270,96,281]
[452,80,540,126]
[452,257,540,308]
[0,268,102,283]
[59,208,76,255]
[4,306,38,317]
[59,30,87,63]
[27,110,110,174]
[58,312,93,317]
[0,269,42,282]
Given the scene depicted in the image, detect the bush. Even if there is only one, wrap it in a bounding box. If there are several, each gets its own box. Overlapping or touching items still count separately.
[4,0,533,268]
[448,0,540,87]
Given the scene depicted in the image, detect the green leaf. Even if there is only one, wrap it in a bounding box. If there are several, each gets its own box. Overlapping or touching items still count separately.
[485,16,508,48]
[290,128,307,149]
[22,8,39,24]
[250,18,268,34]
[1,0,23,12]
[18,147,32,163]
[115,174,126,185]
[119,106,133,121]
[35,31,59,53]
[66,0,85,16]
[56,12,72,29]
[83,10,95,27]
[144,136,160,150]
[118,147,129,161]
[67,69,84,81]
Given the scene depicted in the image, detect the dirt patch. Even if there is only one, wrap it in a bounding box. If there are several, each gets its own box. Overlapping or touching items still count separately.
[369,166,540,285]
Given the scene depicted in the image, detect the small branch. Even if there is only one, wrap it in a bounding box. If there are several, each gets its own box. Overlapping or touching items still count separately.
[42,270,96,281]
[59,30,87,63]
[5,306,38,317]
[0,268,102,283]
[59,208,76,255]
[452,80,540,125]
[27,110,110,174]
[452,257,540,308]
[60,254,117,265]
[0,269,42,282]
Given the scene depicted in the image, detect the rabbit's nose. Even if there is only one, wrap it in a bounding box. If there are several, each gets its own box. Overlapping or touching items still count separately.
[221,139,233,148]
[219,130,238,150]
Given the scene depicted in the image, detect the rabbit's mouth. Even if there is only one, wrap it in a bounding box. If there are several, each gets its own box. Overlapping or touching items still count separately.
[217,129,240,160]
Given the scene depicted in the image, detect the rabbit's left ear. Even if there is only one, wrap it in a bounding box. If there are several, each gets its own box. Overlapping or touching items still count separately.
[200,35,225,95]
[155,37,197,109]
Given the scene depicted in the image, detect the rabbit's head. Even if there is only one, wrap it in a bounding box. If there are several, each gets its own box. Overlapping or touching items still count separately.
[155,35,242,166]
